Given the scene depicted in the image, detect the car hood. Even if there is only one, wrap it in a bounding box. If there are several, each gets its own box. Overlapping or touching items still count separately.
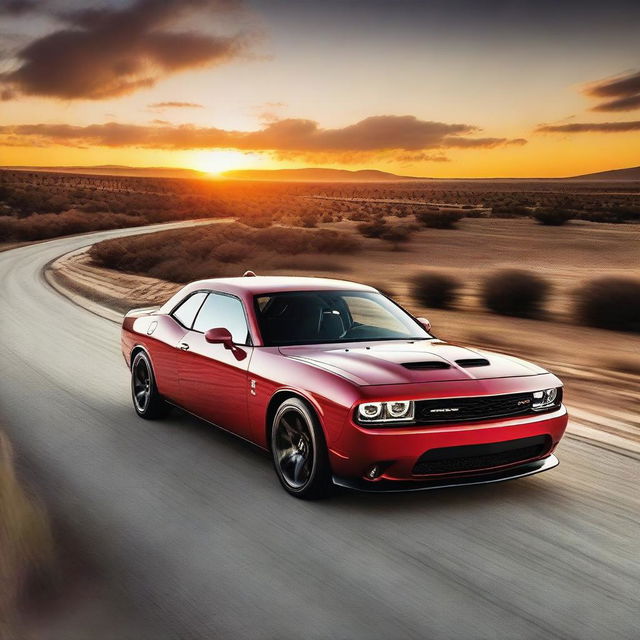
[278,340,547,386]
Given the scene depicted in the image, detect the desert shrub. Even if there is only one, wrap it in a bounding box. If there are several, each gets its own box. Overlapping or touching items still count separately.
[573,277,640,332]
[490,205,529,218]
[481,270,550,317]
[380,225,413,249]
[269,254,348,272]
[347,210,370,222]
[0,210,141,241]
[311,229,361,254]
[411,272,460,309]
[380,226,412,243]
[533,208,573,226]
[213,241,249,263]
[357,219,387,238]
[415,210,464,229]
[576,209,639,224]
[300,213,318,229]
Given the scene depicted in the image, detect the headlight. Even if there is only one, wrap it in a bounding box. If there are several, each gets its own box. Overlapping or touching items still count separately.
[357,400,415,423]
[532,387,561,410]
[359,402,383,420]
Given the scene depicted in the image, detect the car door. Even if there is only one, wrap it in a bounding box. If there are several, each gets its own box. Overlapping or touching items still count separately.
[153,291,208,402]
[177,291,254,441]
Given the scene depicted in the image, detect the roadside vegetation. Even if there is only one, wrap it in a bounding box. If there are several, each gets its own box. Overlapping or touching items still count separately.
[411,273,460,309]
[481,270,551,318]
[2,169,639,242]
[89,222,360,282]
[574,277,640,332]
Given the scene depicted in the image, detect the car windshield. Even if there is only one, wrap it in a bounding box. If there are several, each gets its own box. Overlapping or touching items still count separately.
[254,290,432,346]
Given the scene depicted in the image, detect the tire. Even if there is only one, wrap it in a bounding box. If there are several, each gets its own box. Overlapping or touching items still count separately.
[270,397,333,499]
[131,351,171,420]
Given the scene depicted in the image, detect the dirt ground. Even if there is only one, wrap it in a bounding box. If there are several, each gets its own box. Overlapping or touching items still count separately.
[51,216,640,444]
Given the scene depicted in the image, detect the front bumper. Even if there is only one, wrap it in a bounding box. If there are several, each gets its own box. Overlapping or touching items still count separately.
[333,453,558,492]
[328,405,568,485]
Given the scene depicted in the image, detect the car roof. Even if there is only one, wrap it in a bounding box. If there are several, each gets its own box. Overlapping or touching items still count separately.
[186,275,376,296]
[158,276,378,315]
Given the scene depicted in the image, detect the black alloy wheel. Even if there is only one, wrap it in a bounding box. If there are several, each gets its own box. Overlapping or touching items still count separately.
[271,397,332,499]
[131,351,170,419]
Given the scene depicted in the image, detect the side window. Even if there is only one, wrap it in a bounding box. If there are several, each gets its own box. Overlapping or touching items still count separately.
[171,292,207,329]
[193,293,250,345]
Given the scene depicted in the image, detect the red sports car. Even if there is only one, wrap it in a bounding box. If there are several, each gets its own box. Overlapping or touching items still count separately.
[121,275,568,499]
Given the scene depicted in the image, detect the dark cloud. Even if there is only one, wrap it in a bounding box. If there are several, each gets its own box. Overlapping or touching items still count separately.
[535,121,640,133]
[149,101,204,108]
[0,0,247,100]
[443,136,527,148]
[0,115,522,155]
[591,94,640,112]
[583,70,640,112]
[585,70,640,98]
[0,1,37,15]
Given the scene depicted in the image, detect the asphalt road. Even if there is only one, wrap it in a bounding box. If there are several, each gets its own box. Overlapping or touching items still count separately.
[1,225,639,640]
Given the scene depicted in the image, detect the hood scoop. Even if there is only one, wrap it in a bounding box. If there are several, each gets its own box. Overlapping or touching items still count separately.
[456,358,491,368]
[401,361,451,370]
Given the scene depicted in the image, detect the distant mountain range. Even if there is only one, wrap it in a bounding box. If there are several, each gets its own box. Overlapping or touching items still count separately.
[223,166,640,182]
[566,166,640,181]
[2,164,639,182]
[222,168,421,181]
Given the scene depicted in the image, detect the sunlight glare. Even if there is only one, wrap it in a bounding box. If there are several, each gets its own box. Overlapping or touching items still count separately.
[190,150,259,175]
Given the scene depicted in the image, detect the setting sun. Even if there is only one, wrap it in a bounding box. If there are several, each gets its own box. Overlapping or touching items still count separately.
[190,150,262,175]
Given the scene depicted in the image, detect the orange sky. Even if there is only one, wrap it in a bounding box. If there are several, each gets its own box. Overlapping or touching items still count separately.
[0,0,638,178]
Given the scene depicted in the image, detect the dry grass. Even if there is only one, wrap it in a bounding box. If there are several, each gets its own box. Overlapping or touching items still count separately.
[89,222,361,283]
[0,432,55,639]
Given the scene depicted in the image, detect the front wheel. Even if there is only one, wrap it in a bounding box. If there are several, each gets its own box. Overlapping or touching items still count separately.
[131,351,171,419]
[271,397,333,499]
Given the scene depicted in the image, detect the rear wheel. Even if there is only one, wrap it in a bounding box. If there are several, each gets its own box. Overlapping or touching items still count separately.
[131,351,170,419]
[271,397,333,499]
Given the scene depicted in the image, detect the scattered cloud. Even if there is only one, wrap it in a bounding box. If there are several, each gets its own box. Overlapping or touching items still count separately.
[0,115,525,159]
[0,1,37,15]
[396,152,450,163]
[252,101,287,122]
[443,136,527,148]
[0,0,249,100]
[590,94,640,112]
[148,101,204,109]
[583,70,640,112]
[535,121,640,133]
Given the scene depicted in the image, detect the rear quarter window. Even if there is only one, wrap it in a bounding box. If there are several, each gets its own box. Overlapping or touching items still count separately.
[171,292,207,328]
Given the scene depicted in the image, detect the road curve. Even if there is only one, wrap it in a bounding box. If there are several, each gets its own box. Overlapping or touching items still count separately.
[1,224,638,640]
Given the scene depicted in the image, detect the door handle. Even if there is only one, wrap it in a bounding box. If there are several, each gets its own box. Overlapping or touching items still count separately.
[179,342,190,351]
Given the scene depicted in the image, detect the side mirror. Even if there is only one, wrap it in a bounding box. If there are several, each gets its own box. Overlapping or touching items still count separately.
[204,327,234,349]
[416,316,431,332]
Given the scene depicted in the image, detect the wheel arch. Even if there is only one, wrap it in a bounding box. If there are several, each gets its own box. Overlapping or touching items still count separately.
[130,344,152,370]
[265,389,324,451]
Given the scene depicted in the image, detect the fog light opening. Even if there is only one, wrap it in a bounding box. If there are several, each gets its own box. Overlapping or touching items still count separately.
[363,461,393,481]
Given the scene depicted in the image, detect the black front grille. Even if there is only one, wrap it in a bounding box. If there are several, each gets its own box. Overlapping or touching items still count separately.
[412,435,551,475]
[414,391,555,425]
